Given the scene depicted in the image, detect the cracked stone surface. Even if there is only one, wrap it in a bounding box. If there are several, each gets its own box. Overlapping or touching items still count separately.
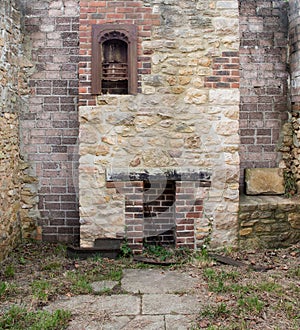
[44,269,201,329]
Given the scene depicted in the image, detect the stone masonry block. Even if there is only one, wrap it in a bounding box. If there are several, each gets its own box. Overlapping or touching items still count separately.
[245,168,285,195]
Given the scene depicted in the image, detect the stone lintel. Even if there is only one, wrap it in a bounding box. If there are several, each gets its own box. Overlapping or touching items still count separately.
[106,167,211,185]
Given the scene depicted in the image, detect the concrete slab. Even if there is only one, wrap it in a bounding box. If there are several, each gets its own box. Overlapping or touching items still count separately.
[66,315,131,330]
[45,294,140,316]
[90,280,118,293]
[121,269,198,294]
[120,315,165,330]
[142,294,201,315]
[165,314,196,330]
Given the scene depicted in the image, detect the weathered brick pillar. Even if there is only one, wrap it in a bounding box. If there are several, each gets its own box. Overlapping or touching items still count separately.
[175,182,203,249]
[124,181,144,253]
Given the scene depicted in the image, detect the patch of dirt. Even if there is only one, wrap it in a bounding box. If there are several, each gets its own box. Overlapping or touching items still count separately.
[0,240,299,329]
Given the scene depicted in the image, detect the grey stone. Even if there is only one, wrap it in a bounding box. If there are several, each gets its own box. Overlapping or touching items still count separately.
[91,281,118,293]
[245,168,285,195]
[120,315,165,330]
[45,294,140,316]
[121,269,198,294]
[67,316,131,330]
[142,294,201,315]
[165,315,196,330]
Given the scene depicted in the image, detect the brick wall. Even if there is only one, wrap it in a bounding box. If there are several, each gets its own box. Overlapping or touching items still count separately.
[20,0,80,244]
[239,0,289,186]
[106,179,207,253]
[143,180,175,245]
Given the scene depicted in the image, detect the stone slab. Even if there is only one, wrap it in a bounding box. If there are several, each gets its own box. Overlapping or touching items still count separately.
[106,167,212,183]
[245,168,285,195]
[66,316,131,330]
[121,269,198,294]
[165,315,196,330]
[119,315,164,330]
[44,294,140,316]
[142,294,201,315]
[91,280,118,293]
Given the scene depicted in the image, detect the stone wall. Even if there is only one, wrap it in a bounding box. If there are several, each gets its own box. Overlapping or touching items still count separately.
[20,0,80,244]
[239,195,300,248]
[79,0,241,250]
[288,0,300,192]
[239,0,289,186]
[0,0,25,260]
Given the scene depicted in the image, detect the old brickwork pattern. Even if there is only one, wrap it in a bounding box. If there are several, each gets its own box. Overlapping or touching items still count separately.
[21,0,80,244]
[239,0,289,186]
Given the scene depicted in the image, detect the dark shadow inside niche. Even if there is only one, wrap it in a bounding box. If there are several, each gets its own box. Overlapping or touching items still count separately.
[102,39,128,94]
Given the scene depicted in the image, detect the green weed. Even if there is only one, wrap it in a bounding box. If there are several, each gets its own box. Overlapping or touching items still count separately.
[4,264,15,278]
[0,281,7,297]
[31,280,52,301]
[66,272,93,294]
[200,302,231,319]
[237,295,264,314]
[41,261,62,271]
[0,305,71,330]
[203,268,239,293]
[120,239,132,258]
[143,244,174,261]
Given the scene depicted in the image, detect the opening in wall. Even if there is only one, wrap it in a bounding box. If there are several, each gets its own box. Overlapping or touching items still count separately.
[143,180,176,246]
[91,24,137,95]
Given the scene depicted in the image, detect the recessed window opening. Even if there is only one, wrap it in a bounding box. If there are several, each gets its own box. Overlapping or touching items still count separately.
[102,39,128,94]
[92,24,137,95]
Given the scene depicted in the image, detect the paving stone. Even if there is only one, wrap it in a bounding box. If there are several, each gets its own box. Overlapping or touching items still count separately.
[45,294,140,316]
[121,269,198,294]
[120,315,165,330]
[90,280,118,293]
[66,316,131,330]
[165,314,196,330]
[142,294,201,315]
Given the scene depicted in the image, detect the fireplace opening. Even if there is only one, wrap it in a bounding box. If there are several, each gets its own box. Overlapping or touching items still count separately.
[143,180,176,246]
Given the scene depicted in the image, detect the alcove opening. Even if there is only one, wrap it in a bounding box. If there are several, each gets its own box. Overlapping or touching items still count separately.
[143,180,176,247]
[91,24,137,95]
[102,39,128,94]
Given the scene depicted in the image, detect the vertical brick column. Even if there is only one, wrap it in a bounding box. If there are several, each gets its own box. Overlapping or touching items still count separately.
[124,181,144,253]
[21,0,80,244]
[239,0,289,186]
[175,181,203,249]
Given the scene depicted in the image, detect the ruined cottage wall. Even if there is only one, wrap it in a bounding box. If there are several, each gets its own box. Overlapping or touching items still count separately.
[239,0,289,187]
[0,0,24,260]
[79,0,241,249]
[20,0,80,244]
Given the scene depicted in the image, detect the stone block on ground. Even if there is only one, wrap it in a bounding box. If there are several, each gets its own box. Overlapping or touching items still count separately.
[245,168,285,195]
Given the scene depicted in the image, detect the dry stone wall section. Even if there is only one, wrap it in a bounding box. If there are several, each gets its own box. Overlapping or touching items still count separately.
[0,0,30,261]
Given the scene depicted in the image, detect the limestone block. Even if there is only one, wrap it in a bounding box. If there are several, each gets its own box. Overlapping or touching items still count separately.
[245,168,285,195]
